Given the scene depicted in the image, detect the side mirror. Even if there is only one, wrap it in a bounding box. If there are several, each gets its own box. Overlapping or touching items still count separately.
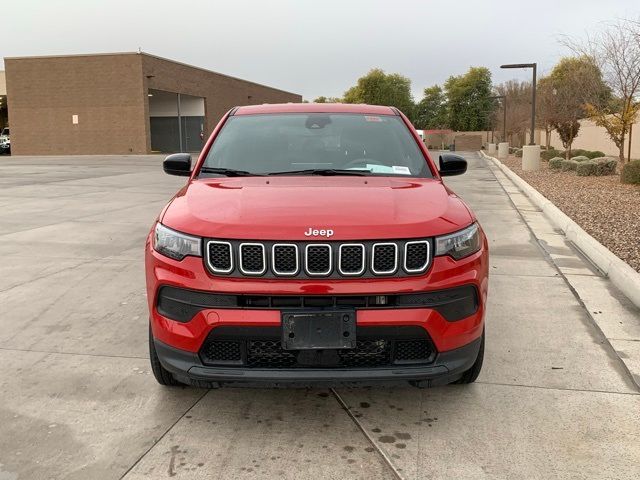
[163,153,192,176]
[439,153,467,176]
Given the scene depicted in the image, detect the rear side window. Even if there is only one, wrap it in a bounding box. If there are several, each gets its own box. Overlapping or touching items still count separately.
[201,114,432,177]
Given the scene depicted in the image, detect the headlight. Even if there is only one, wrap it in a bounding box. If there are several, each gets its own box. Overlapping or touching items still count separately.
[153,223,202,260]
[435,223,481,260]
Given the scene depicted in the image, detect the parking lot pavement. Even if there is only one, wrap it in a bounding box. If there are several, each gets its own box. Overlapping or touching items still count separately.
[0,153,638,480]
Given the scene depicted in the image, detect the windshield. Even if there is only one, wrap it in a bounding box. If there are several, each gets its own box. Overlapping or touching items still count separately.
[1,129,8,136]
[200,114,432,177]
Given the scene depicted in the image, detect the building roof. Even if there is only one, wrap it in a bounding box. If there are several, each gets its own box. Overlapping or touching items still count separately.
[3,52,300,98]
[234,103,397,115]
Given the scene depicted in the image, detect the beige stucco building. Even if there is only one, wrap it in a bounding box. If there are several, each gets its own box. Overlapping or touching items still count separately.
[0,71,7,130]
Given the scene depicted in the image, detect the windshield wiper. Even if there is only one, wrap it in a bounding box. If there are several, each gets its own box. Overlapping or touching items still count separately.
[199,167,263,177]
[268,168,368,177]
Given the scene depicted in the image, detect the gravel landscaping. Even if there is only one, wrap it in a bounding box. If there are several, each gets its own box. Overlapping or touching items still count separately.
[502,156,640,273]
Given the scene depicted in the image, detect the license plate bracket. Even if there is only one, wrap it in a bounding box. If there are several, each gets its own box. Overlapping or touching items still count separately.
[281,310,356,350]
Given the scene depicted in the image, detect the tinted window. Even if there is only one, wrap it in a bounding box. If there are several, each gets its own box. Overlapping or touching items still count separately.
[201,114,432,177]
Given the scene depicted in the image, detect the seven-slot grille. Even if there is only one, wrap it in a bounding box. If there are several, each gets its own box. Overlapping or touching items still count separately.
[205,239,432,278]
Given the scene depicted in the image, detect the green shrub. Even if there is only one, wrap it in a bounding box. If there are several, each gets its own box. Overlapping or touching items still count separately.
[570,155,590,162]
[575,157,617,176]
[586,150,606,159]
[576,161,596,176]
[570,149,607,159]
[549,157,564,170]
[549,149,607,160]
[621,160,640,184]
[541,149,561,161]
[514,148,523,158]
[593,157,617,176]
[561,159,578,171]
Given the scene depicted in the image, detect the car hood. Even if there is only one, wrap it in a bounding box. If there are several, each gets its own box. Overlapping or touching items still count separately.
[161,176,473,240]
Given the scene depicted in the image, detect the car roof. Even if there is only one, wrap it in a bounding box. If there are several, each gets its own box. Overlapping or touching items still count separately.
[233,103,398,116]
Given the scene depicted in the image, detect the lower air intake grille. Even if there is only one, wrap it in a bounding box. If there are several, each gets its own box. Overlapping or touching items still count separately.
[247,340,296,368]
[198,326,436,368]
[338,340,391,367]
[394,339,432,362]
[200,340,242,364]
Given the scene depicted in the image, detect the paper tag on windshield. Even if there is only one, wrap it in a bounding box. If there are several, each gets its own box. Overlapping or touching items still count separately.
[392,166,411,175]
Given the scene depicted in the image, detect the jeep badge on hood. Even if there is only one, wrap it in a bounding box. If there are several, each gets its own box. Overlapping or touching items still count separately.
[304,227,334,238]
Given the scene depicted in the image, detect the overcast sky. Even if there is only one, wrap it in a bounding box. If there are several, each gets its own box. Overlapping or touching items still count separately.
[2,0,639,100]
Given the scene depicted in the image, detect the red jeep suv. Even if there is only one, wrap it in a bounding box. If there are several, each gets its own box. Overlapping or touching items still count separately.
[146,103,488,388]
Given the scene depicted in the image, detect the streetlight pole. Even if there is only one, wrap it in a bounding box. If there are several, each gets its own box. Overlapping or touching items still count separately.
[489,95,506,143]
[501,63,537,145]
[531,64,537,146]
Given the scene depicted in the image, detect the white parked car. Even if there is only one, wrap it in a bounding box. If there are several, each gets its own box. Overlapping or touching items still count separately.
[0,127,10,154]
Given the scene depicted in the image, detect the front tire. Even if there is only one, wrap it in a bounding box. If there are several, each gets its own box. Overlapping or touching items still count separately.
[454,330,484,384]
[149,325,181,386]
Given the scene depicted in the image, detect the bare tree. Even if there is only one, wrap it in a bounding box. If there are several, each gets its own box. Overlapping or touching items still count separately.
[563,19,640,162]
[536,76,557,149]
[494,80,531,146]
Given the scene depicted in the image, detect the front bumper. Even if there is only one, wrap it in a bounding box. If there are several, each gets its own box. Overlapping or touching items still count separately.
[154,333,482,387]
[145,229,488,385]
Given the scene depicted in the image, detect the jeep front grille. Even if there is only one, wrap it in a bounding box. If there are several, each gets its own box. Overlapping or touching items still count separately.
[205,239,432,279]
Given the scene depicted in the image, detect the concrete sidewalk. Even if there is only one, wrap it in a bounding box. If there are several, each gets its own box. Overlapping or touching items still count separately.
[0,152,638,479]
[483,151,640,390]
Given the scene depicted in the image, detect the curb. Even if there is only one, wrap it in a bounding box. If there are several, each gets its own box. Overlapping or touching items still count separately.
[479,151,640,309]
